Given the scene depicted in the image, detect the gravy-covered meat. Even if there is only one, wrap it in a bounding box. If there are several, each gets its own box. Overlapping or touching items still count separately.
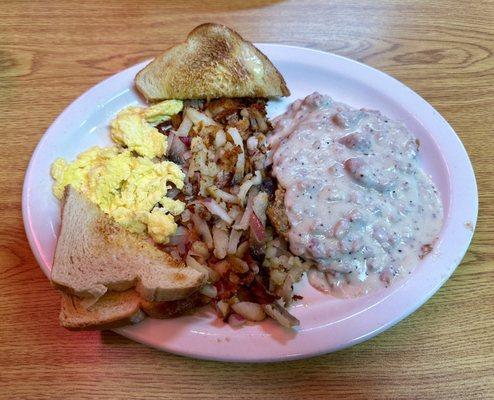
[268,92,443,297]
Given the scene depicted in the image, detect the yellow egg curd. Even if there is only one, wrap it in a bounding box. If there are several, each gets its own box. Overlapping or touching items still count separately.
[51,100,186,244]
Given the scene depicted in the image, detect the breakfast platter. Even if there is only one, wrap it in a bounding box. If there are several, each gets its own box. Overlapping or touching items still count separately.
[23,25,477,361]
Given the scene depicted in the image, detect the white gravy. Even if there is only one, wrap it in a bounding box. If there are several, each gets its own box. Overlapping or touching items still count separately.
[269,92,443,297]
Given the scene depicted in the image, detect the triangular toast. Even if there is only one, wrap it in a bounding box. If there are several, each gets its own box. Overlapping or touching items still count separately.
[135,23,290,101]
[51,186,206,302]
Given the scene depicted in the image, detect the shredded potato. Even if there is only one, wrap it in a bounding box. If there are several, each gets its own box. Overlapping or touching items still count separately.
[166,98,301,328]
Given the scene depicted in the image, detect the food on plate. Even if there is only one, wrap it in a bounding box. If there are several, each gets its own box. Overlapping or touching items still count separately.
[52,187,206,302]
[154,97,312,328]
[51,100,186,244]
[135,23,290,101]
[60,289,207,330]
[60,289,145,330]
[49,23,443,332]
[110,99,183,158]
[55,187,209,330]
[50,23,301,330]
[267,92,443,297]
[266,187,290,238]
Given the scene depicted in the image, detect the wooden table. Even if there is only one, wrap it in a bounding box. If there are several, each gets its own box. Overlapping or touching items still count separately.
[1,1,493,398]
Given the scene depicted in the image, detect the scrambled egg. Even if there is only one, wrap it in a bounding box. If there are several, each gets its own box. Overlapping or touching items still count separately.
[51,100,186,244]
[110,100,183,159]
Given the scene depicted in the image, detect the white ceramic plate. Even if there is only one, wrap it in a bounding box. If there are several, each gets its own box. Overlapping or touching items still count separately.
[23,44,477,362]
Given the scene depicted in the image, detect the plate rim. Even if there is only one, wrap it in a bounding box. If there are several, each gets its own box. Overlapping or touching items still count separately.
[22,43,478,362]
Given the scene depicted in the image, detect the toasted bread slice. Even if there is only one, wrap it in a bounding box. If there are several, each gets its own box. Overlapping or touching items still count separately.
[51,186,206,302]
[135,23,290,101]
[60,290,207,330]
[60,290,144,330]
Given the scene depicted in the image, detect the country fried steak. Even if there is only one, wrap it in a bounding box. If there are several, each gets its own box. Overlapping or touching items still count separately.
[266,187,290,238]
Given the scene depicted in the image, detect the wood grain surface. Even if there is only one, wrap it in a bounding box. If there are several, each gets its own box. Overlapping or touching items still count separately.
[1,0,493,399]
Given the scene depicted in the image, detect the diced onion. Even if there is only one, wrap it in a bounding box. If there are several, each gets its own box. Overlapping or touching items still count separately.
[191,213,213,249]
[212,226,229,260]
[231,302,266,322]
[227,229,243,255]
[237,171,262,205]
[167,132,188,164]
[186,107,217,126]
[228,206,241,221]
[251,108,268,132]
[186,254,219,282]
[190,241,210,258]
[207,186,238,204]
[187,158,196,179]
[215,129,226,148]
[233,191,255,230]
[280,275,293,305]
[200,284,218,298]
[252,192,268,226]
[175,115,193,137]
[249,212,266,243]
[227,127,245,182]
[179,136,192,147]
[246,136,258,153]
[263,303,300,328]
[202,198,234,225]
[216,300,230,317]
